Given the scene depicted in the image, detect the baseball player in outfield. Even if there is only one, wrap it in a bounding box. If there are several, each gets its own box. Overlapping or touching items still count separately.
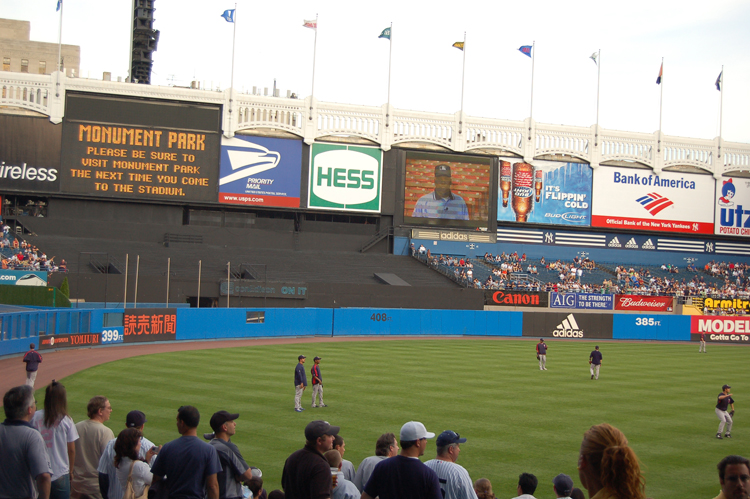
[536,338,547,370]
[716,384,735,439]
[589,346,602,380]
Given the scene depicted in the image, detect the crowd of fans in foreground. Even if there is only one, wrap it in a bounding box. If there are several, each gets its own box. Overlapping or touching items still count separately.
[3,381,748,499]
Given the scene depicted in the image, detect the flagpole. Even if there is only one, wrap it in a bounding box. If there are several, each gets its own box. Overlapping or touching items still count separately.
[459,31,466,132]
[595,49,601,146]
[719,65,724,159]
[658,57,664,153]
[310,13,318,119]
[529,40,535,139]
[386,22,393,125]
[56,0,63,97]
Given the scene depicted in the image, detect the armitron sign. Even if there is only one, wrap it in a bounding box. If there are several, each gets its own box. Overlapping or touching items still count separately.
[614,295,673,312]
[485,290,548,308]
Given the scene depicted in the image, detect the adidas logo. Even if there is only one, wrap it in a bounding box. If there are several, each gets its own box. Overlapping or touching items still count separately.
[608,237,621,248]
[642,239,655,249]
[625,238,639,249]
[552,314,584,338]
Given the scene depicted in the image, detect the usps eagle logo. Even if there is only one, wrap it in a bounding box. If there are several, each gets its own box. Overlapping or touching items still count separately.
[636,192,673,216]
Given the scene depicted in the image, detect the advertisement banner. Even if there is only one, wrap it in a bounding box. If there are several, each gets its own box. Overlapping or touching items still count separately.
[220,280,308,299]
[0,270,48,286]
[0,115,61,193]
[123,308,176,343]
[550,293,613,310]
[691,316,750,343]
[484,290,548,307]
[591,167,714,234]
[404,151,492,229]
[715,177,750,237]
[100,328,124,345]
[614,295,674,312]
[522,312,613,339]
[308,143,382,212]
[702,296,750,313]
[218,135,302,208]
[39,333,101,350]
[497,158,592,226]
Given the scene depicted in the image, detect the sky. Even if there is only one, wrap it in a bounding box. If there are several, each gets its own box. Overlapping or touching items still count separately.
[3,0,750,144]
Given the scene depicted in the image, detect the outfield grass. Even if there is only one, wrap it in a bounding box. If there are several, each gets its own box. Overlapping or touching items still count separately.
[53,339,748,499]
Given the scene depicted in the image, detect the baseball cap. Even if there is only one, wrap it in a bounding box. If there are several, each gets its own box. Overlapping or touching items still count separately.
[298,355,306,360]
[553,474,574,496]
[210,410,239,432]
[436,430,467,447]
[435,164,452,178]
[126,410,147,428]
[723,384,731,390]
[305,420,340,441]
[400,421,435,441]
[314,356,321,361]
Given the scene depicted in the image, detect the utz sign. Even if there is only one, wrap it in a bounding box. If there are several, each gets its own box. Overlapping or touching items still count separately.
[308,143,382,212]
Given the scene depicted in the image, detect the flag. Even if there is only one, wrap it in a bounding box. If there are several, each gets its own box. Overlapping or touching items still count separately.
[379,27,391,40]
[716,71,722,91]
[518,45,532,58]
[452,41,464,51]
[56,0,62,11]
[303,19,317,30]
[589,52,598,65]
[656,63,663,84]
[220,9,235,22]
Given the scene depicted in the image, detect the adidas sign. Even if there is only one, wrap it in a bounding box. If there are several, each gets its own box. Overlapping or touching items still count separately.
[552,314,584,338]
[642,239,655,249]
[625,238,639,249]
[608,237,621,248]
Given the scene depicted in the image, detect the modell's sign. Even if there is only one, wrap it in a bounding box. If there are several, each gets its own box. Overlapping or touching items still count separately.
[485,290,548,308]
[691,317,750,343]
[39,333,101,350]
[614,295,673,312]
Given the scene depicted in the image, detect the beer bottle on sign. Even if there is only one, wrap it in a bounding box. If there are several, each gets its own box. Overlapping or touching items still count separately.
[534,168,543,203]
[511,162,534,222]
[500,161,511,208]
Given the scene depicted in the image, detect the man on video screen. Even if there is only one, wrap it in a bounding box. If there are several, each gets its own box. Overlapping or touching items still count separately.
[411,164,469,220]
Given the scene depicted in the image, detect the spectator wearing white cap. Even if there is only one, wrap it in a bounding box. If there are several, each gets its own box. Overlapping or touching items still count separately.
[362,421,442,499]
[552,474,574,499]
[282,420,340,499]
[424,430,478,499]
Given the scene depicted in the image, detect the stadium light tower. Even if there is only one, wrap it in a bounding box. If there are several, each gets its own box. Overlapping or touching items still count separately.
[128,0,160,84]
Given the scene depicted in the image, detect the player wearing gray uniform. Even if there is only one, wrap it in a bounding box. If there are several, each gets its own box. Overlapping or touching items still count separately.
[536,339,547,371]
[716,384,735,439]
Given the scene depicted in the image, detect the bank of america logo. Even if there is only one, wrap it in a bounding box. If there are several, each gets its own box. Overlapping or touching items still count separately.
[636,192,673,216]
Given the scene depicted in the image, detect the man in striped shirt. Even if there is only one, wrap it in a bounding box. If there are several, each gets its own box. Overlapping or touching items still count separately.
[424,430,478,499]
[411,165,469,221]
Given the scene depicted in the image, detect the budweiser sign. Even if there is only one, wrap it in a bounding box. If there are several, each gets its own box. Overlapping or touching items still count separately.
[615,295,673,312]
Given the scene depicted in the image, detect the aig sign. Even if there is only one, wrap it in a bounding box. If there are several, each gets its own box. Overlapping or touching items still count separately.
[308,143,382,212]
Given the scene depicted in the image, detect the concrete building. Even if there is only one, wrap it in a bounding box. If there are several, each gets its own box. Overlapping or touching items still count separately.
[0,18,80,77]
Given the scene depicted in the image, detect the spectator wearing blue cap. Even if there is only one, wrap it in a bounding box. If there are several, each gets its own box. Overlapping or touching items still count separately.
[411,165,469,221]
[424,430,478,499]
[552,473,574,499]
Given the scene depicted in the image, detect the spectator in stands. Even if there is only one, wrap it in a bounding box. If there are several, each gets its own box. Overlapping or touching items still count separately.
[0,385,52,499]
[151,406,221,499]
[411,165,469,221]
[98,410,158,499]
[715,455,750,499]
[577,423,645,499]
[324,450,360,499]
[473,479,496,499]
[353,433,399,492]
[31,380,78,499]
[511,473,538,499]
[208,410,256,499]
[552,474,574,499]
[424,430,478,499]
[282,420,340,499]
[114,428,152,499]
[72,396,115,499]
[333,435,356,482]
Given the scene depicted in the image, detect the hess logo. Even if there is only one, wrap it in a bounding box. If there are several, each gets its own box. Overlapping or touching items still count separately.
[312,149,378,205]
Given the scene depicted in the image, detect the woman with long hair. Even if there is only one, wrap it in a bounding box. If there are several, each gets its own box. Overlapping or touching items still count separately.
[473,478,497,499]
[114,428,152,498]
[577,423,646,499]
[31,380,79,499]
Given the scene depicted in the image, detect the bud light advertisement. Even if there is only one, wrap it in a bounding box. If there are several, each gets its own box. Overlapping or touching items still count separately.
[497,158,592,226]
[715,177,750,237]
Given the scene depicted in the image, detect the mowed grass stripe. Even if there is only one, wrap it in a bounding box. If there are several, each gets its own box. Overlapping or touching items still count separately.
[52,339,749,499]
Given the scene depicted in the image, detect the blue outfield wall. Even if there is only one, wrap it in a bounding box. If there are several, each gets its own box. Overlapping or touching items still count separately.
[612,314,691,341]
[176,308,334,340]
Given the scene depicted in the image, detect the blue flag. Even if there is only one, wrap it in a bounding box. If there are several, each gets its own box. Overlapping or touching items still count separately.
[379,27,391,40]
[56,0,62,11]
[518,45,532,58]
[221,9,235,23]
[716,71,722,91]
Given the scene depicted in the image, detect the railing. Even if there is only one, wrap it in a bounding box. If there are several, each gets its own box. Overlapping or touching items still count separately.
[2,70,749,176]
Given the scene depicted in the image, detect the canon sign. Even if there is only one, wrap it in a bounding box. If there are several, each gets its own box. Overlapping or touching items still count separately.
[0,162,58,182]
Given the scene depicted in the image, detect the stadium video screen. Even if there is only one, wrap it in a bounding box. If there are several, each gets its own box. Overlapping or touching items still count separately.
[403,151,492,229]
